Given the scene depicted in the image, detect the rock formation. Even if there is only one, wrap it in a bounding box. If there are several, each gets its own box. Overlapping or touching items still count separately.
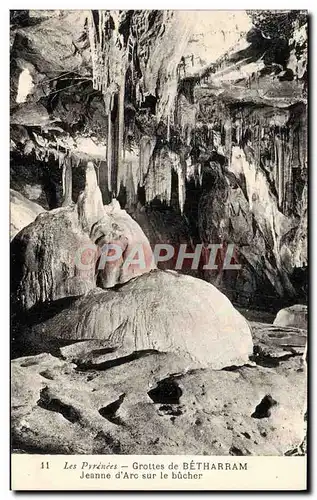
[16,270,253,370]
[77,162,105,232]
[10,10,308,458]
[11,319,306,455]
[273,305,308,330]
[11,206,97,311]
[10,9,307,306]
[91,200,156,288]
[11,165,158,312]
[10,189,45,240]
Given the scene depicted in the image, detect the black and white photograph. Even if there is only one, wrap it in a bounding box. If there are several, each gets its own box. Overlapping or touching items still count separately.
[9,8,308,490]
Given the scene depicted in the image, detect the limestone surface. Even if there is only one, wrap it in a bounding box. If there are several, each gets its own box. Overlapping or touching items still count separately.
[11,320,307,455]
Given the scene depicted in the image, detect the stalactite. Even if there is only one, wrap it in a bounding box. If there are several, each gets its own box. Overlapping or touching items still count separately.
[139,136,156,186]
[284,128,293,214]
[279,133,285,210]
[224,119,232,163]
[107,95,113,193]
[176,164,186,214]
[62,156,73,206]
[86,10,197,204]
[185,158,193,182]
[88,10,128,198]
[119,147,140,206]
[124,161,138,208]
[274,130,284,209]
[116,80,126,196]
[145,148,172,206]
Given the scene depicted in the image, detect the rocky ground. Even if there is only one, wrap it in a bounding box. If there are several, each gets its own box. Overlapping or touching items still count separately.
[11,318,307,456]
[10,167,307,457]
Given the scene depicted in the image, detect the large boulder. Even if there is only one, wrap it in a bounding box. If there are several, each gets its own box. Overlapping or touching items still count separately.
[11,206,97,311]
[10,189,45,240]
[11,165,157,311]
[22,269,253,370]
[273,305,308,330]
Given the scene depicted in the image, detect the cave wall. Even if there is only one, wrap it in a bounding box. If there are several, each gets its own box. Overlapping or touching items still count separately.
[10,10,308,310]
[109,94,308,309]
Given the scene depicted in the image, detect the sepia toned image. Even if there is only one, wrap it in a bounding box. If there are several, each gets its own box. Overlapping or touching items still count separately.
[10,8,308,490]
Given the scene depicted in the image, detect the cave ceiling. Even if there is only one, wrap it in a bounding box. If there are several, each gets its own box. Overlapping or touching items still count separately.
[10,10,307,166]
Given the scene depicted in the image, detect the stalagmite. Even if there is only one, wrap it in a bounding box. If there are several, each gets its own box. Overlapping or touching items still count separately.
[77,161,105,233]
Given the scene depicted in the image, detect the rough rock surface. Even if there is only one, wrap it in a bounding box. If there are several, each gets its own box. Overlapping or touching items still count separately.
[10,10,307,307]
[91,201,156,288]
[11,321,307,455]
[16,270,253,370]
[11,206,97,311]
[273,305,308,330]
[11,165,157,309]
[198,143,307,306]
[77,163,105,233]
[10,10,307,458]
[10,189,45,240]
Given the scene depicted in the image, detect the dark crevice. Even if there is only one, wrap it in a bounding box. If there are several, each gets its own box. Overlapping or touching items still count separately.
[241,431,251,439]
[98,394,126,425]
[250,349,302,368]
[89,346,118,357]
[39,370,54,380]
[75,349,161,371]
[148,377,182,404]
[37,387,81,423]
[221,363,256,372]
[251,394,277,419]
[229,446,245,456]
